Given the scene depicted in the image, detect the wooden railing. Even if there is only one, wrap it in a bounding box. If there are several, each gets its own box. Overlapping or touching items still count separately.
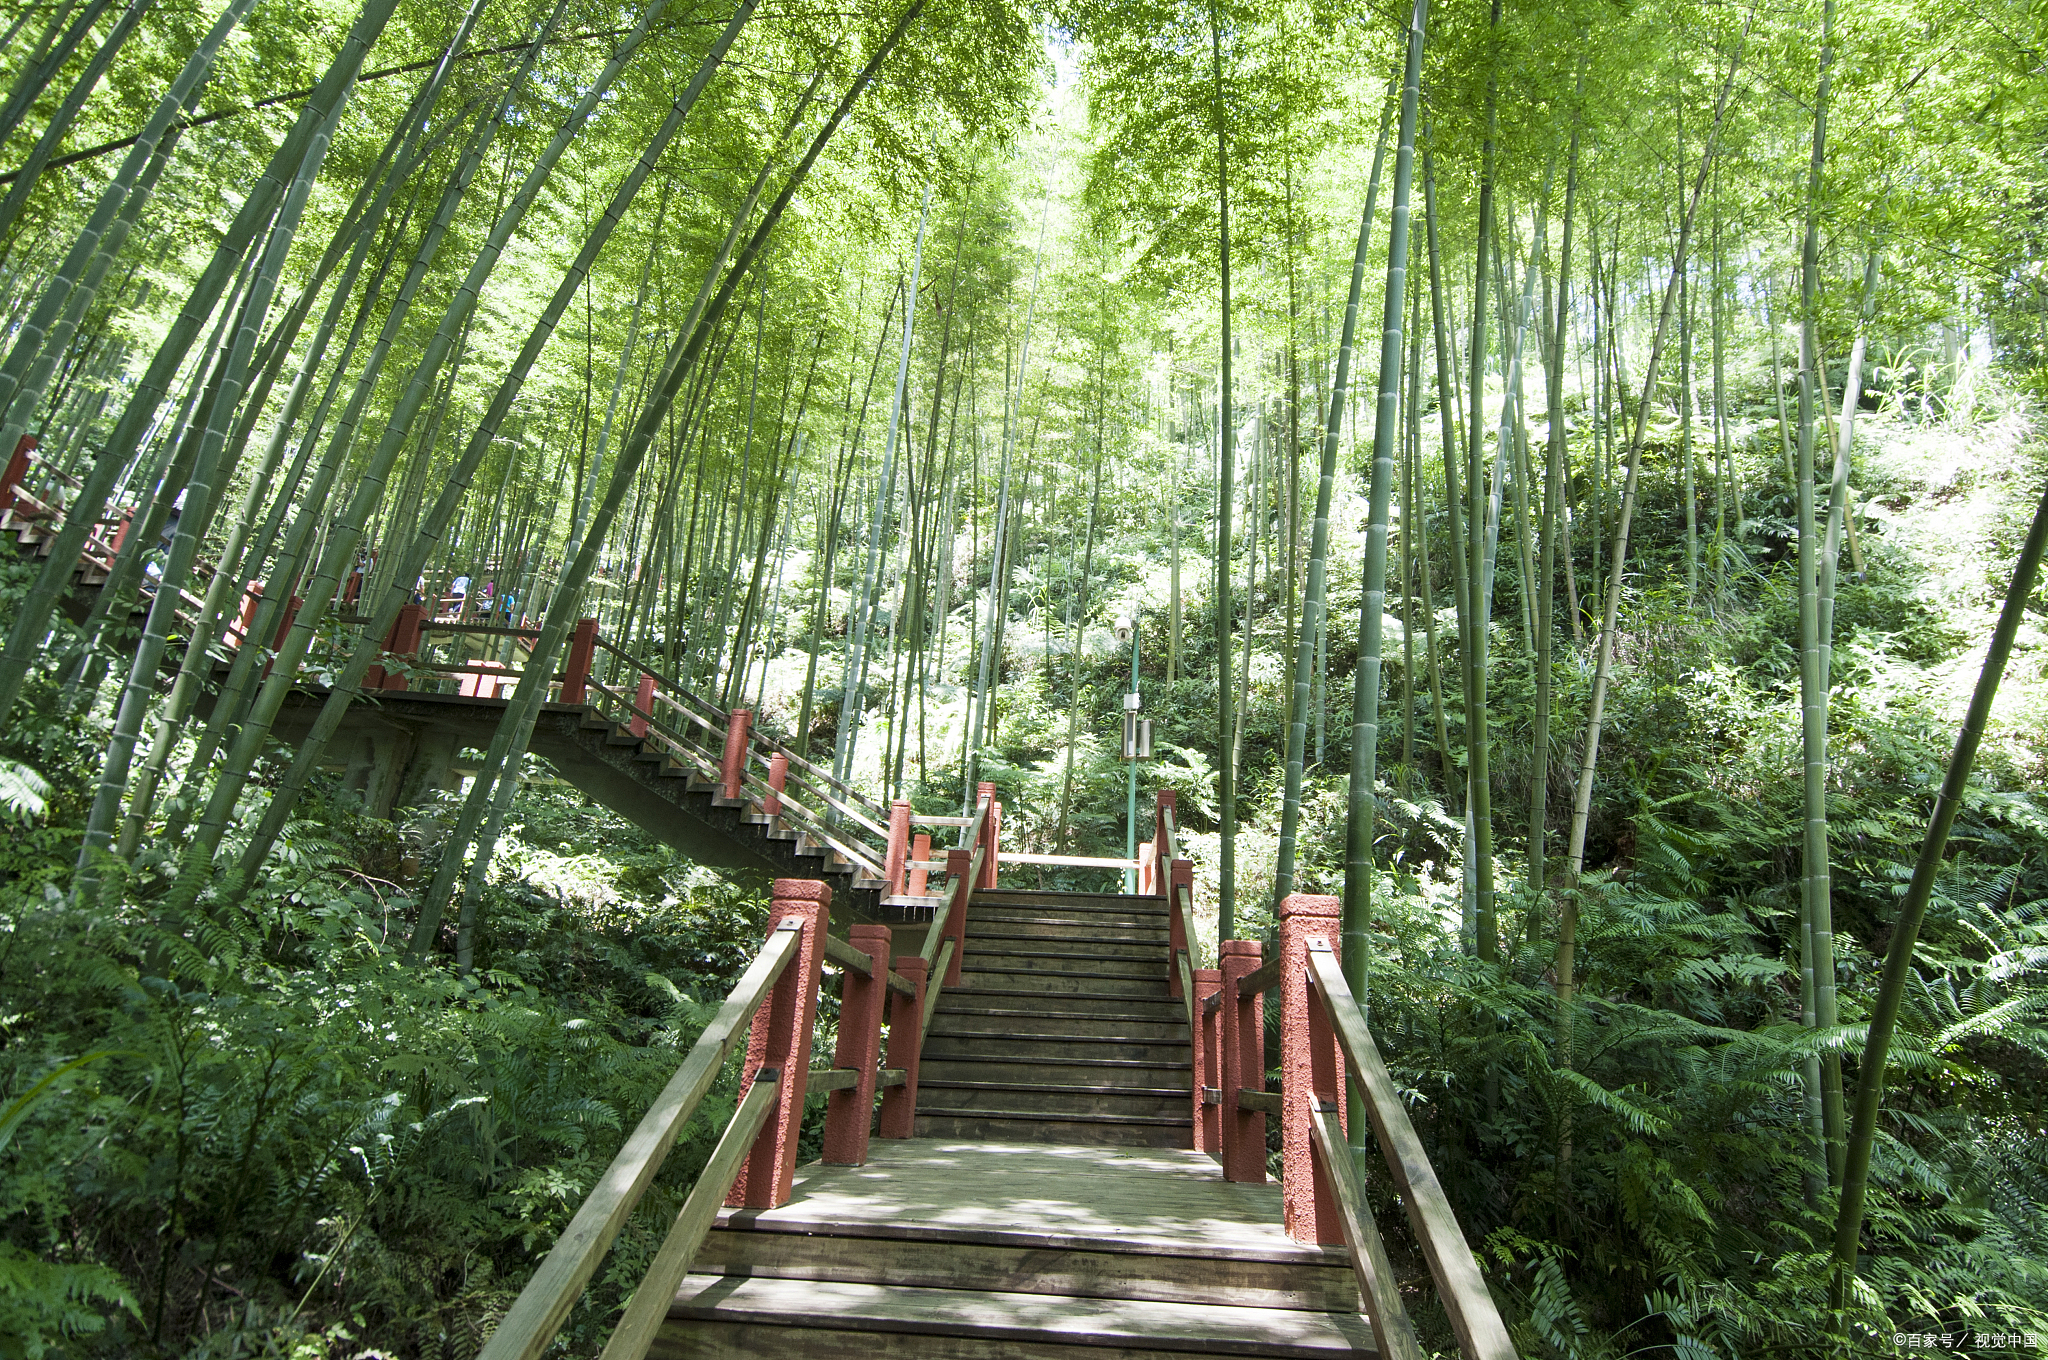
[478,794,999,1358]
[476,877,923,1360]
[1189,891,1516,1360]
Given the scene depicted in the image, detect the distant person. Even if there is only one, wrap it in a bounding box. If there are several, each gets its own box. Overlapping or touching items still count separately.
[449,573,471,616]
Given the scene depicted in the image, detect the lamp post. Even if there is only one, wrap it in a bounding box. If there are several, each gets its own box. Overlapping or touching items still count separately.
[1115,613,1151,893]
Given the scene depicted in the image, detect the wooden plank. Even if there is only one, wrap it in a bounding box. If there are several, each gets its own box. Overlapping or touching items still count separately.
[1306,944,1516,1360]
[1237,1089,1281,1115]
[693,1229,1360,1311]
[824,933,874,978]
[476,923,803,1360]
[908,814,975,827]
[1175,948,1196,1033]
[1307,1101,1427,1360]
[885,971,917,999]
[599,1076,778,1360]
[713,1140,1335,1262]
[664,1274,1375,1357]
[921,937,957,1041]
[880,1067,906,1087]
[1237,955,1282,998]
[805,1067,861,1092]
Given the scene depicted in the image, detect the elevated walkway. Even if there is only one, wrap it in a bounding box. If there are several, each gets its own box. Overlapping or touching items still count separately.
[1,477,921,919]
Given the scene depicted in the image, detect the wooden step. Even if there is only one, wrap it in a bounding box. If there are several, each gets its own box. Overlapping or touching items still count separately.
[913,1110,1194,1148]
[929,1008,1188,1042]
[942,987,1186,1018]
[921,1056,1191,1088]
[692,1224,1362,1311]
[963,946,1172,971]
[971,898,1167,919]
[915,1079,1191,1121]
[956,968,1171,998]
[970,917,1179,942]
[967,931,1168,960]
[978,888,1171,909]
[922,1033,1192,1064]
[658,1274,1372,1358]
[972,909,1168,930]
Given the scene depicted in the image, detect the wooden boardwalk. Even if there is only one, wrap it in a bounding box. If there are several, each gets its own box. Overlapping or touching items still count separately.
[662,1139,1373,1357]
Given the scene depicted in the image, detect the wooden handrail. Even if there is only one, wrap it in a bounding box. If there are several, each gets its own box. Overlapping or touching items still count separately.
[1237,954,1282,998]
[1303,943,1516,1360]
[739,775,887,880]
[824,933,916,998]
[596,1073,780,1360]
[478,919,805,1360]
[1305,1098,1426,1360]
[1174,947,1197,1032]
[773,757,892,842]
[921,936,956,1041]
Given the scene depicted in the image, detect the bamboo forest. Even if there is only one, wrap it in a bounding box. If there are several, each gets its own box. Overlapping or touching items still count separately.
[1,0,2046,1351]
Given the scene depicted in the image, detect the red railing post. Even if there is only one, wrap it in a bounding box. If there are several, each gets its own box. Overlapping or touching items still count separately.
[877,952,928,1138]
[559,616,599,704]
[629,672,656,738]
[1220,939,1267,1183]
[1167,859,1193,998]
[0,434,34,514]
[1278,893,1346,1245]
[976,780,1002,890]
[941,848,970,986]
[727,879,828,1209]
[908,832,931,896]
[884,799,912,896]
[235,581,264,646]
[1192,966,1223,1155]
[260,595,303,678]
[764,752,788,817]
[109,508,133,552]
[369,601,425,691]
[720,708,752,801]
[823,921,891,1165]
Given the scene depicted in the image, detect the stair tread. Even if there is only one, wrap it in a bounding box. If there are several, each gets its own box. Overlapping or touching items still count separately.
[946,987,1184,1005]
[916,1106,1194,1127]
[961,967,1169,983]
[933,1008,1187,1026]
[919,1078,1191,1097]
[668,1274,1373,1356]
[922,1054,1192,1071]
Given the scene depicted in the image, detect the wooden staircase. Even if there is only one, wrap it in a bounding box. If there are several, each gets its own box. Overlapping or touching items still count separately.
[660,1140,1373,1358]
[916,888,1194,1148]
